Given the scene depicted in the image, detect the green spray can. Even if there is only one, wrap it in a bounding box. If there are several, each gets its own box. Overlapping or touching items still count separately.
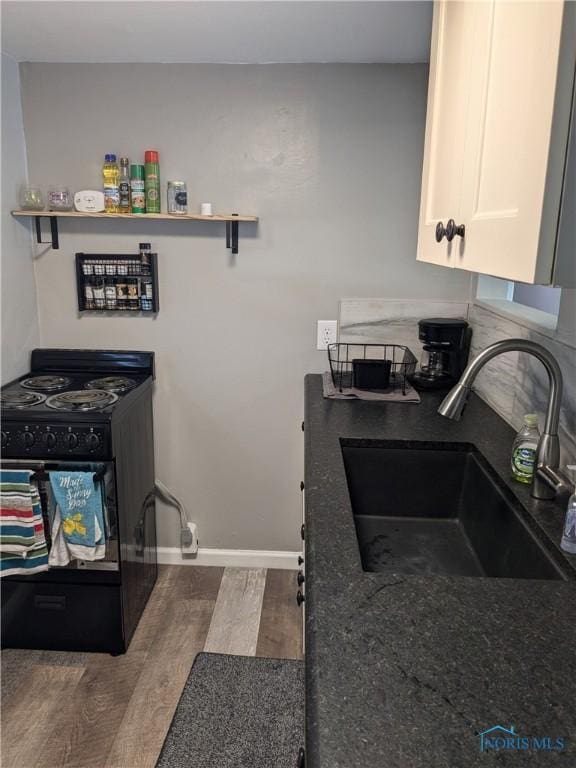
[144,150,161,213]
[130,164,146,214]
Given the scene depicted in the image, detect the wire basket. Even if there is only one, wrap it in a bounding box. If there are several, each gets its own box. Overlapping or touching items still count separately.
[328,343,418,395]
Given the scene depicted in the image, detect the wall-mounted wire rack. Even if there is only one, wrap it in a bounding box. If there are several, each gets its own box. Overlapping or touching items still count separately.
[328,343,418,395]
[75,252,159,313]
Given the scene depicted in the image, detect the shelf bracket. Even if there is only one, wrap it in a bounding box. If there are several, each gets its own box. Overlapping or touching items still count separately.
[225,214,239,255]
[34,216,59,250]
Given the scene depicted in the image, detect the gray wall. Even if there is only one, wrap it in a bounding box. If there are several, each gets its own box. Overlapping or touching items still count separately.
[18,63,472,550]
[1,53,40,383]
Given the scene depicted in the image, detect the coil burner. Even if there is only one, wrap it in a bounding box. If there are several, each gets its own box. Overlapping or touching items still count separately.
[1,391,47,409]
[45,390,119,412]
[85,376,137,394]
[20,375,72,391]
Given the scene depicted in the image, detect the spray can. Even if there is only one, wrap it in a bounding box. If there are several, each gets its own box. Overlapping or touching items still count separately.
[130,165,146,214]
[144,150,161,213]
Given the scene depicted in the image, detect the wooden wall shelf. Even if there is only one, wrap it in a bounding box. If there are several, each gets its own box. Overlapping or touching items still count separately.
[11,210,258,254]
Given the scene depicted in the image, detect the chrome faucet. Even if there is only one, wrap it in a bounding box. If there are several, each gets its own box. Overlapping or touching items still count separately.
[438,338,574,500]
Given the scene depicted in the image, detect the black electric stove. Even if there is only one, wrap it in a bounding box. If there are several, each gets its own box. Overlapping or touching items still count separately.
[1,349,158,654]
[1,349,154,459]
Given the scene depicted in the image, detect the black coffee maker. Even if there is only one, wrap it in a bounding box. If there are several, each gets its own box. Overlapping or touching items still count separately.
[410,318,472,390]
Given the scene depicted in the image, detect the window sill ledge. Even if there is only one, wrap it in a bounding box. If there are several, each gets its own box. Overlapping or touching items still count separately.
[473,298,558,336]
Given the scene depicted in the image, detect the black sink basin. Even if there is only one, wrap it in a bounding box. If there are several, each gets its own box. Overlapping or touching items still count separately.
[341,439,567,581]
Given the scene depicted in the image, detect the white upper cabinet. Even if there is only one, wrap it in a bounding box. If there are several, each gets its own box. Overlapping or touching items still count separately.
[417,2,475,269]
[417,1,575,285]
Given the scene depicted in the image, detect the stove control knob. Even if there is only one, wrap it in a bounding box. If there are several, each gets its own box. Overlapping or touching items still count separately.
[44,432,57,449]
[66,433,79,450]
[86,433,101,451]
[23,431,35,448]
[1,431,7,448]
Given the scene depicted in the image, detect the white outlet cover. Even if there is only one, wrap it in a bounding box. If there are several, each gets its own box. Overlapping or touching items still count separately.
[317,320,338,351]
[182,522,199,554]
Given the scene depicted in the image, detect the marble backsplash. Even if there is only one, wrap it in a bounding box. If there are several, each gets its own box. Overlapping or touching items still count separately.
[468,304,576,464]
[339,298,576,464]
[339,299,470,351]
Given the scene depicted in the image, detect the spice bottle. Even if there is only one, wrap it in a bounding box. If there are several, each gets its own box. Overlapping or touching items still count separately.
[84,284,95,310]
[127,278,140,308]
[119,157,131,212]
[130,165,146,214]
[116,280,128,308]
[144,150,161,213]
[105,284,117,309]
[93,282,105,309]
[140,279,154,311]
[139,242,151,274]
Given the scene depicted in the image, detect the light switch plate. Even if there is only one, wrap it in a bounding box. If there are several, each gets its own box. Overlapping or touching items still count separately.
[317,320,338,350]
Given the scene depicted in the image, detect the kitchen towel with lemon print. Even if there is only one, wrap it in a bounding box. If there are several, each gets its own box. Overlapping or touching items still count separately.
[48,472,106,565]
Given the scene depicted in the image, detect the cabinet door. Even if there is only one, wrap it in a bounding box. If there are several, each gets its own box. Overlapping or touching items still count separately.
[301,419,306,653]
[416,2,475,268]
[457,0,568,283]
[553,79,576,288]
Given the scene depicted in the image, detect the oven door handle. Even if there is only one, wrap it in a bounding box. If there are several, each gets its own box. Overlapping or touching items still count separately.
[28,467,107,483]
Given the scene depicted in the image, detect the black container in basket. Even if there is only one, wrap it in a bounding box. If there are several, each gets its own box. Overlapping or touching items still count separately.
[328,343,417,395]
[352,358,392,390]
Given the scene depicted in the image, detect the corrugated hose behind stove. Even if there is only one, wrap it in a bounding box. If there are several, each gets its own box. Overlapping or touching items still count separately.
[155,480,194,549]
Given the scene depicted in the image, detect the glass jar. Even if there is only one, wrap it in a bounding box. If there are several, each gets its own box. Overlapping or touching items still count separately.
[19,186,45,211]
[48,185,73,211]
[167,181,188,215]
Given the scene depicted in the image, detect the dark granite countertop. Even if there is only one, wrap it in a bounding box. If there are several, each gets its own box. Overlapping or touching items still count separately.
[303,374,576,768]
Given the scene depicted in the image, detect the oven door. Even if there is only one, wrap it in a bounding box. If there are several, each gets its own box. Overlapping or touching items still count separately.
[1,459,120,583]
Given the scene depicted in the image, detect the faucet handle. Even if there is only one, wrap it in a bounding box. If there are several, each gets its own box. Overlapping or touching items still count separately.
[536,465,575,498]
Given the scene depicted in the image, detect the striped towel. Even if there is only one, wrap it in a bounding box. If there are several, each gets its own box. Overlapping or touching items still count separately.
[0,470,49,577]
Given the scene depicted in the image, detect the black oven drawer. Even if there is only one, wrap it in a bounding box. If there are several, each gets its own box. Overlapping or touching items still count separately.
[1,581,125,654]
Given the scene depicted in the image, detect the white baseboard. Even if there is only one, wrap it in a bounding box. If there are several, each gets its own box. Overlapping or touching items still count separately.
[156,546,302,570]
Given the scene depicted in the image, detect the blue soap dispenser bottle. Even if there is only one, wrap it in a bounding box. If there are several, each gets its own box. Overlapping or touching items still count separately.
[560,466,576,554]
